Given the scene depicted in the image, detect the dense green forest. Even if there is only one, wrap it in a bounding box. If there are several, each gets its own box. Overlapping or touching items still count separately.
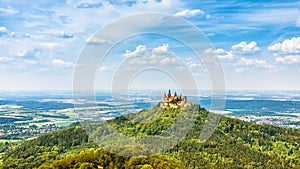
[1,104,299,169]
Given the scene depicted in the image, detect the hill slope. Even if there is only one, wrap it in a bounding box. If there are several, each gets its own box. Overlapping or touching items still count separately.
[1,104,299,169]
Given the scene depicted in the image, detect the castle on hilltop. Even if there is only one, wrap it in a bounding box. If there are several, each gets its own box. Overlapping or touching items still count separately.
[159,89,191,108]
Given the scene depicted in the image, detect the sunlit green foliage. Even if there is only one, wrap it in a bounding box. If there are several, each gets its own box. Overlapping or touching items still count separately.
[1,104,299,169]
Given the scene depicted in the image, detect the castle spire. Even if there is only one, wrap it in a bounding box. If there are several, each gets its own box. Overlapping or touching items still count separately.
[168,89,171,97]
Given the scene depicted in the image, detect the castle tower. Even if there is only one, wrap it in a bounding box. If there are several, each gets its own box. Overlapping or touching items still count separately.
[167,89,171,97]
[183,96,187,103]
[164,93,168,102]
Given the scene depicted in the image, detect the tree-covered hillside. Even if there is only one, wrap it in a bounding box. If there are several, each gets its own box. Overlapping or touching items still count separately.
[1,104,299,169]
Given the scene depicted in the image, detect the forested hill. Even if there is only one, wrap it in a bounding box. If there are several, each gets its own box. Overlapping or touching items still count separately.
[1,104,299,169]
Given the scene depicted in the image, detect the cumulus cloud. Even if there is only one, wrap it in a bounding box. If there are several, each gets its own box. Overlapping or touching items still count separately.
[151,44,169,55]
[231,41,260,53]
[0,26,15,37]
[234,57,278,73]
[237,57,273,68]
[204,41,259,60]
[268,37,300,54]
[205,48,234,59]
[160,57,178,64]
[57,31,74,39]
[52,59,73,67]
[123,44,179,65]
[186,60,201,68]
[77,2,103,8]
[0,26,7,32]
[14,48,42,59]
[0,26,7,35]
[86,36,113,45]
[174,9,204,18]
[0,57,12,63]
[15,51,26,57]
[276,55,300,64]
[123,45,147,58]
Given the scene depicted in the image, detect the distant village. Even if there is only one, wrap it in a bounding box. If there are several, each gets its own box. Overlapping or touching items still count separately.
[0,124,60,140]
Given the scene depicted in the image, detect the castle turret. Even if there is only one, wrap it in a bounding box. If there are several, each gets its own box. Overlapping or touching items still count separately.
[167,89,171,97]
[183,96,187,103]
[164,93,168,102]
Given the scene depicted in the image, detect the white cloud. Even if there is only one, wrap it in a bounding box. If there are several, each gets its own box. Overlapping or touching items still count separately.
[268,37,300,54]
[0,26,7,32]
[204,42,260,62]
[174,9,204,18]
[276,55,300,64]
[0,26,15,37]
[0,6,19,15]
[0,26,8,36]
[151,44,169,55]
[57,31,74,38]
[123,45,147,58]
[0,57,12,62]
[160,57,178,64]
[77,2,103,9]
[205,48,234,59]
[13,48,42,59]
[186,60,201,68]
[237,57,273,68]
[15,51,26,57]
[237,57,255,66]
[231,41,260,53]
[86,36,113,45]
[124,44,179,65]
[128,54,179,65]
[52,59,73,67]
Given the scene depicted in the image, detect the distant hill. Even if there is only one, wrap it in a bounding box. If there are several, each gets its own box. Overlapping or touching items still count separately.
[1,104,299,169]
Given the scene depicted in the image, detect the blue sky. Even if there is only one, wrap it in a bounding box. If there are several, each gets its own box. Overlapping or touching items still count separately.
[0,0,299,91]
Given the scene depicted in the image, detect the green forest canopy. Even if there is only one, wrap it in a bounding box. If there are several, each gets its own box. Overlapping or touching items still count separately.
[1,104,299,169]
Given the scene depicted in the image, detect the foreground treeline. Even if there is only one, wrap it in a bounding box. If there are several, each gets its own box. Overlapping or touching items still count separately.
[1,104,299,169]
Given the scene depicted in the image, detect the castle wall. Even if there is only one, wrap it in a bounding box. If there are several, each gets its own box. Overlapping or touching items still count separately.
[162,90,191,108]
